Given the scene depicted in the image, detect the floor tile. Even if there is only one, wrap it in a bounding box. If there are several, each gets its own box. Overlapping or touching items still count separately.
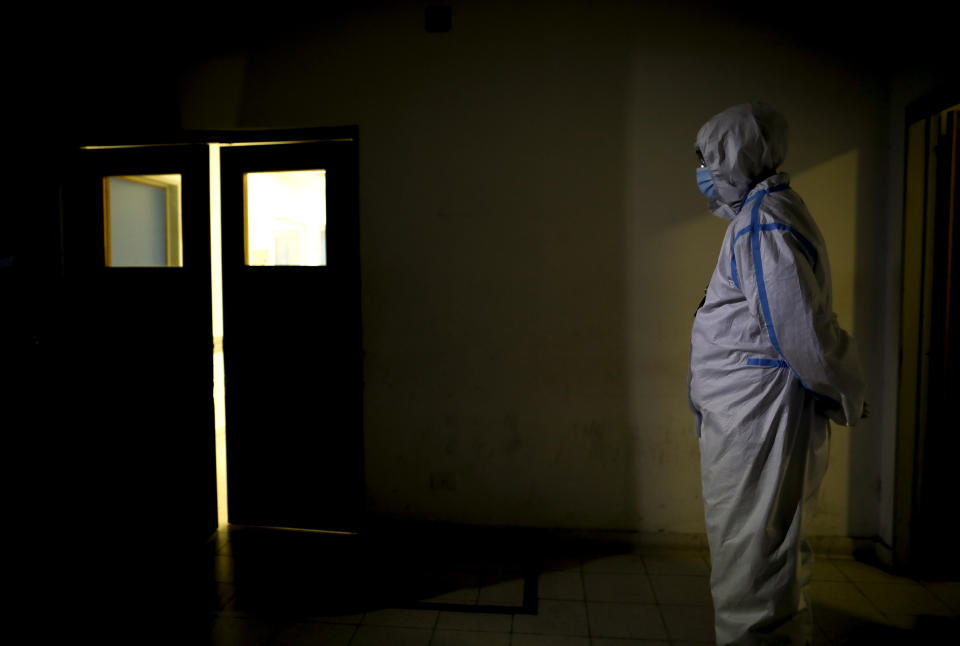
[269,621,356,646]
[584,573,655,603]
[512,600,589,636]
[192,527,957,646]
[430,629,511,646]
[648,575,712,606]
[812,560,847,582]
[313,613,364,624]
[212,555,235,584]
[419,572,483,597]
[509,635,590,646]
[883,614,921,630]
[581,553,646,574]
[812,624,832,646]
[423,586,481,604]
[212,532,232,556]
[437,611,512,632]
[362,608,439,628]
[350,625,432,646]
[641,551,710,576]
[825,622,910,645]
[660,604,716,642]
[830,559,912,584]
[213,583,236,610]
[587,602,667,640]
[209,615,279,646]
[538,571,584,600]
[854,582,954,616]
[809,581,886,638]
[924,581,960,613]
[810,581,884,618]
[478,578,525,606]
[541,556,582,572]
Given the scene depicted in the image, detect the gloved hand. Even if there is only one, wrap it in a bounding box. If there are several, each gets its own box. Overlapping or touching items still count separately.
[814,398,870,425]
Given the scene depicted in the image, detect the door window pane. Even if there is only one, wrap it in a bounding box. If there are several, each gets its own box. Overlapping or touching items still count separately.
[245,170,326,266]
[104,175,183,267]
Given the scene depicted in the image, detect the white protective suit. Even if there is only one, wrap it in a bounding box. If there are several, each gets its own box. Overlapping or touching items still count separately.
[688,103,866,645]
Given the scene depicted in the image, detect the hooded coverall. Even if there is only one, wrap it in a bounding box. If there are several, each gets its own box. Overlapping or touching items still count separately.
[688,103,866,645]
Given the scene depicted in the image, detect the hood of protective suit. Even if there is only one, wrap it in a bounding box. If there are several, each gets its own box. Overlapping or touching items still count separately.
[696,103,788,219]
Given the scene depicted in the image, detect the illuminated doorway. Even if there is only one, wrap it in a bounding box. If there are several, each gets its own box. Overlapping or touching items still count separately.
[218,138,362,532]
[69,129,361,540]
[209,149,343,529]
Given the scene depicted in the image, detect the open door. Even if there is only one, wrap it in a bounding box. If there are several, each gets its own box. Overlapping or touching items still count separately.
[219,138,363,531]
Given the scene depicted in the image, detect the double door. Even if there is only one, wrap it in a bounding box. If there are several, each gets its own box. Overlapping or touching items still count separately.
[60,134,362,542]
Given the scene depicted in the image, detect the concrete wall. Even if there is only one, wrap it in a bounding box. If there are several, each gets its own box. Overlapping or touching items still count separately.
[176,1,898,537]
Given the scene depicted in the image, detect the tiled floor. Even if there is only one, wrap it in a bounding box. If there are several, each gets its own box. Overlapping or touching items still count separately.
[193,526,958,645]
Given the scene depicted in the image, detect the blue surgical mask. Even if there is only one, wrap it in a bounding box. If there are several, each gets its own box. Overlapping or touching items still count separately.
[696,167,717,200]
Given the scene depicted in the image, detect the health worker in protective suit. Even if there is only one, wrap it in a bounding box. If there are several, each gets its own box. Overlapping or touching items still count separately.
[688,103,868,645]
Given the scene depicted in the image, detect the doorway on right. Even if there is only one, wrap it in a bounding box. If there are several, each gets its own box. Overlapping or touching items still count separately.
[895,98,959,579]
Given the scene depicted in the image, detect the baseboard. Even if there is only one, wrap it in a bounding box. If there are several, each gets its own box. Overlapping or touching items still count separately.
[873,539,895,568]
[542,529,879,557]
[356,517,883,558]
[806,535,876,558]
[537,528,708,550]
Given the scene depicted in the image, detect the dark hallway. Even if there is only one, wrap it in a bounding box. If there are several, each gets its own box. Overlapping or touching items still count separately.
[3,2,958,645]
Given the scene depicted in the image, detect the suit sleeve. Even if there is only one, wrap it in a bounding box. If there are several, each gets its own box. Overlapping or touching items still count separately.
[734,219,866,426]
